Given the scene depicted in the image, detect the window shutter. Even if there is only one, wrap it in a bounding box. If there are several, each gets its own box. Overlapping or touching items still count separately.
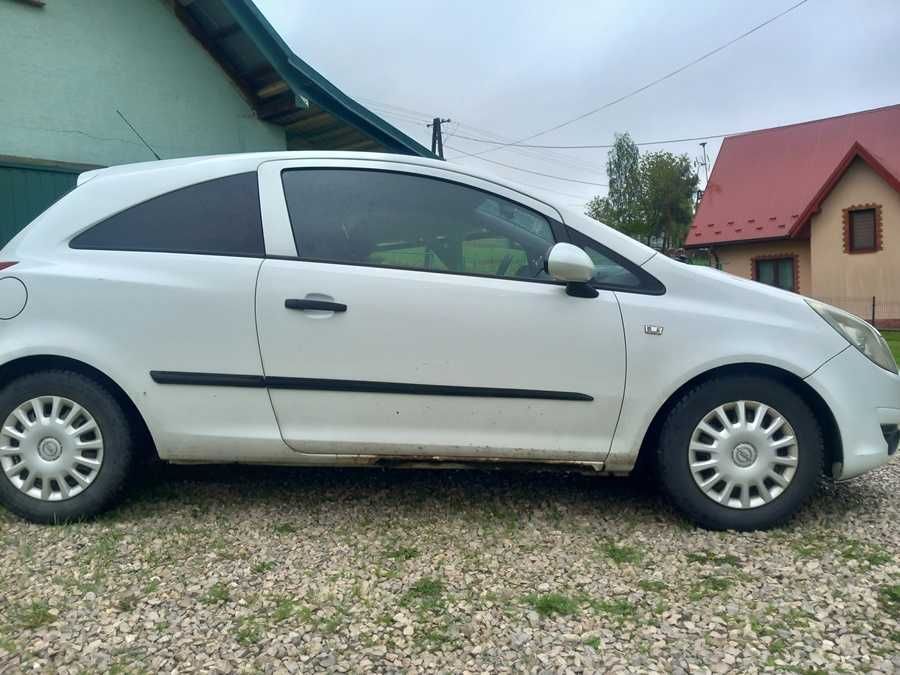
[850,209,876,251]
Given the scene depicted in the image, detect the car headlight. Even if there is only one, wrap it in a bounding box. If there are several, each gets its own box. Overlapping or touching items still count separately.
[806,299,897,374]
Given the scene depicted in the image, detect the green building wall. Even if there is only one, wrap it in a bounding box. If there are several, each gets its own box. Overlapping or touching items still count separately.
[0,0,286,169]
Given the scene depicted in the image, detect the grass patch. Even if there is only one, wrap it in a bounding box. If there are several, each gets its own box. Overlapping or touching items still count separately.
[840,539,892,566]
[272,523,297,535]
[272,597,299,623]
[689,575,733,600]
[638,580,667,593]
[236,618,262,645]
[384,546,420,561]
[524,593,579,617]
[583,636,602,649]
[769,637,787,654]
[201,582,231,605]
[116,594,139,612]
[252,561,276,574]
[85,531,125,562]
[790,533,829,559]
[685,550,740,567]
[417,628,456,647]
[13,600,53,630]
[402,577,445,611]
[588,598,636,621]
[599,541,643,565]
[879,584,900,619]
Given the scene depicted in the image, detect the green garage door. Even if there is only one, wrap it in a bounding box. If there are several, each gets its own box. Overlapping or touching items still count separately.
[0,163,79,248]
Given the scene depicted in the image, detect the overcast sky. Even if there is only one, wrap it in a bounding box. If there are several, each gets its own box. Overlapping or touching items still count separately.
[252,0,900,209]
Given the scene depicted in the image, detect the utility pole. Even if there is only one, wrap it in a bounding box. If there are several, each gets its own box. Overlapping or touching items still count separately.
[698,141,710,184]
[427,117,451,159]
[694,141,710,206]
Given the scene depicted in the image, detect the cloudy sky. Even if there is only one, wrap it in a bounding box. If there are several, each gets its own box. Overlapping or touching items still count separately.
[252,0,900,209]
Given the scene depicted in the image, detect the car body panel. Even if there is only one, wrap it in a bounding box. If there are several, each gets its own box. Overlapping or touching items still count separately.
[257,257,626,460]
[804,345,900,479]
[604,253,853,471]
[0,150,895,484]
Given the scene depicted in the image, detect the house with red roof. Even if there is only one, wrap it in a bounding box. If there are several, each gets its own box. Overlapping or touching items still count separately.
[686,104,900,326]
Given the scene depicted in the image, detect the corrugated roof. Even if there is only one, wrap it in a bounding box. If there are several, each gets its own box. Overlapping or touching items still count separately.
[686,104,900,248]
[172,0,434,157]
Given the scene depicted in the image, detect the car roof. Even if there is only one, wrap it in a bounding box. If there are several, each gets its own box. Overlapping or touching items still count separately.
[78,151,498,190]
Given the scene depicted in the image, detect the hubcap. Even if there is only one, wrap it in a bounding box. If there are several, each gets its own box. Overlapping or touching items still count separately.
[688,400,798,510]
[0,396,104,502]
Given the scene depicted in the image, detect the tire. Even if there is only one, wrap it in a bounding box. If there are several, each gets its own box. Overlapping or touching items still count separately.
[657,375,823,531]
[0,370,135,524]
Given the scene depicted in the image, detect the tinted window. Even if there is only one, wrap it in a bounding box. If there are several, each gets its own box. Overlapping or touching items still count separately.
[71,173,264,256]
[755,257,795,291]
[565,227,643,289]
[281,169,555,281]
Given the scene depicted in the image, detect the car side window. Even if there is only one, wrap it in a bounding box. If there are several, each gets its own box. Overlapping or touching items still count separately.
[565,227,644,289]
[280,169,556,281]
[70,173,264,257]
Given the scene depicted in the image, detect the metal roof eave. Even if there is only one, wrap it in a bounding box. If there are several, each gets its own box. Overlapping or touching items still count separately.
[221,0,435,159]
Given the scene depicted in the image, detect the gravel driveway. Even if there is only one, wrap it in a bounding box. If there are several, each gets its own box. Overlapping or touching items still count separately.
[1,460,898,674]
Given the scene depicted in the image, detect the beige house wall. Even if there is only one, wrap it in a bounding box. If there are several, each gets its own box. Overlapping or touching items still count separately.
[809,158,900,320]
[713,240,812,294]
[705,158,899,324]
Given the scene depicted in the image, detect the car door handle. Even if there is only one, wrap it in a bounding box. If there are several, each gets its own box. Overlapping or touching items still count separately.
[284,298,348,313]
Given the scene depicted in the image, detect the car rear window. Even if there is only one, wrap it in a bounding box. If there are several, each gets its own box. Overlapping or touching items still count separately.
[70,172,264,257]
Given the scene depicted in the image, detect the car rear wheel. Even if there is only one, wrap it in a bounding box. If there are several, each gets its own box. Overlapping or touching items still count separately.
[0,370,135,523]
[657,375,824,531]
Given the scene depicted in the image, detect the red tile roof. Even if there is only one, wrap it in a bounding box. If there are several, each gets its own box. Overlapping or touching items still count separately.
[686,104,900,248]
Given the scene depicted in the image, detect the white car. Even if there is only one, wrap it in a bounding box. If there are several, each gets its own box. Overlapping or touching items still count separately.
[0,152,896,529]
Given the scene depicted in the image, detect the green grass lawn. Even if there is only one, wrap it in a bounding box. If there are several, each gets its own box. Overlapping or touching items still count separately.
[882,331,900,363]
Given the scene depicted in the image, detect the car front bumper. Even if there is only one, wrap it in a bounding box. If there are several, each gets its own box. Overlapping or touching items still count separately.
[805,345,900,480]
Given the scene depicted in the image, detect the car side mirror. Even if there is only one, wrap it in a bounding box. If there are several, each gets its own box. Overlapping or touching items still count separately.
[545,243,599,298]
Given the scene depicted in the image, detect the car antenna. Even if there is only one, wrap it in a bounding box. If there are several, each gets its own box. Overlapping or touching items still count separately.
[116,109,161,160]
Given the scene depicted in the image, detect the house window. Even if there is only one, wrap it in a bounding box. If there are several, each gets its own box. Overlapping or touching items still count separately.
[849,208,876,252]
[843,204,882,254]
[754,257,795,291]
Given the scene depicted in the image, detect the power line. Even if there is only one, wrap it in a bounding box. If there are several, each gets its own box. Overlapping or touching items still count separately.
[490,178,594,200]
[442,120,461,144]
[345,100,605,195]
[445,144,607,187]
[451,121,608,173]
[362,100,609,174]
[354,105,609,186]
[470,0,811,155]
[447,131,735,149]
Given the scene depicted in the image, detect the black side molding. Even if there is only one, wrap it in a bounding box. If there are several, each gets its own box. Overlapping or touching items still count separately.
[150,371,265,388]
[149,371,593,401]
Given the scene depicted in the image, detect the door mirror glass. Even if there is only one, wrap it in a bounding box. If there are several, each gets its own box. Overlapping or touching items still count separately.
[545,243,595,283]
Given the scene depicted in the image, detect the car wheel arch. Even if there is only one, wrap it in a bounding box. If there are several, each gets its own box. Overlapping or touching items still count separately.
[0,354,159,464]
[634,362,842,479]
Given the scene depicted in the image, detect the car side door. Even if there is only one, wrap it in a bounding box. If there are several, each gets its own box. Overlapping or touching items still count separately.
[255,159,627,461]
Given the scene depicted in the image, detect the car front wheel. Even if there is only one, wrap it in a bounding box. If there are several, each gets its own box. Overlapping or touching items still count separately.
[657,375,824,531]
[0,370,135,523]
